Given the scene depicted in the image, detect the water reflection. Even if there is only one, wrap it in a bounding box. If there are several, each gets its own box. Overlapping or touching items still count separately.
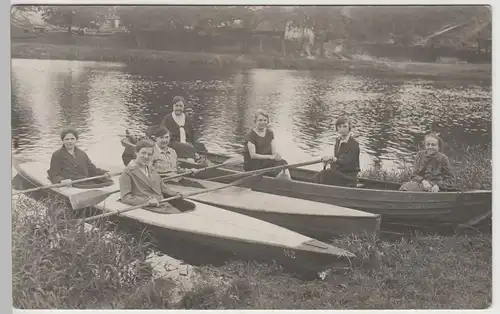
[11,59,491,172]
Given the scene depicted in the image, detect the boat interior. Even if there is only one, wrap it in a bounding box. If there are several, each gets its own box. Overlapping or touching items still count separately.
[189,151,461,192]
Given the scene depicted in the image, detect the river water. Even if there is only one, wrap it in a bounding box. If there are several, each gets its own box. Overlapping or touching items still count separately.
[11,58,491,172]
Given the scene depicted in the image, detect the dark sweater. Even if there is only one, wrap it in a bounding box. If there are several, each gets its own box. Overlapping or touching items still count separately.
[333,135,360,174]
[47,146,106,183]
[161,113,195,144]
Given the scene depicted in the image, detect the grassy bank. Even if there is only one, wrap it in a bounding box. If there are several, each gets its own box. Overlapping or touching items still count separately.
[12,194,491,309]
[11,42,492,80]
[183,233,491,309]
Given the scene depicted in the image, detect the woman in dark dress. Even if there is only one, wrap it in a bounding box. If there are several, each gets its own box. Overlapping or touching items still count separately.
[47,128,112,187]
[316,115,360,187]
[161,96,203,162]
[243,109,291,180]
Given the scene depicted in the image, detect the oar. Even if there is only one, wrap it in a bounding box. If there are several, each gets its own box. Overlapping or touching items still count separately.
[208,158,323,182]
[70,155,244,210]
[159,155,243,181]
[12,172,121,195]
[80,172,264,223]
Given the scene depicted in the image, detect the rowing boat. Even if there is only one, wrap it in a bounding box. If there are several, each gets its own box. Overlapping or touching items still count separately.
[12,156,356,275]
[177,151,492,231]
[165,177,381,240]
[121,138,381,240]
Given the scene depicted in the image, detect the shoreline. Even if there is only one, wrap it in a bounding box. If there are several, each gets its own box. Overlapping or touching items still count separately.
[11,42,492,81]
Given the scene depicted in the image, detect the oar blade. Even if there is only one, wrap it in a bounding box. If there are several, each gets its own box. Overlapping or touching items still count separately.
[69,189,118,210]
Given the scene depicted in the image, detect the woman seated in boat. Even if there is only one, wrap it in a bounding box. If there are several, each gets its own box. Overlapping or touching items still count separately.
[243,109,291,180]
[399,133,454,192]
[161,96,208,165]
[47,128,112,187]
[316,115,360,187]
[146,125,206,189]
[119,139,181,213]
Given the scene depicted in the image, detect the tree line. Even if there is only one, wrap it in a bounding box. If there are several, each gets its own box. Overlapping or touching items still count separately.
[15,5,491,49]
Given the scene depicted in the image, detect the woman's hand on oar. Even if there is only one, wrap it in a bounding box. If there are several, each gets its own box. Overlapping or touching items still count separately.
[160,155,243,181]
[12,171,121,195]
[208,158,323,182]
[78,171,264,223]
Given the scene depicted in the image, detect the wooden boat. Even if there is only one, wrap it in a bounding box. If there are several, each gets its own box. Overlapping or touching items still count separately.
[120,138,382,240]
[177,151,492,231]
[164,177,381,240]
[12,156,356,275]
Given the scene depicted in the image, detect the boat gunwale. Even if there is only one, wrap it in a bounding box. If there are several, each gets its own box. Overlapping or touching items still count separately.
[191,152,492,196]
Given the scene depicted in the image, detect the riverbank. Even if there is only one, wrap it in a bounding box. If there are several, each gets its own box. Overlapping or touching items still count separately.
[12,195,491,309]
[11,42,492,81]
[12,144,491,309]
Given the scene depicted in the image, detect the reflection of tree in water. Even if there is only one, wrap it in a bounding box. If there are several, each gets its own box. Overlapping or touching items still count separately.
[352,78,405,165]
[121,62,236,140]
[294,90,331,152]
[233,70,252,142]
[11,72,34,147]
[56,68,93,132]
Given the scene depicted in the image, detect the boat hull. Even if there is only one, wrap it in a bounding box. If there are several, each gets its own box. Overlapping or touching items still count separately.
[167,178,381,241]
[180,152,492,230]
[12,157,356,275]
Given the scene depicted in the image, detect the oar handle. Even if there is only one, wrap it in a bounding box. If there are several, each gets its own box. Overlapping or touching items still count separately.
[159,156,242,181]
[12,171,121,195]
[209,158,323,181]
[160,163,221,181]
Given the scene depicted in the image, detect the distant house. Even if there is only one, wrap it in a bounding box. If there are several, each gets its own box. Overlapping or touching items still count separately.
[98,6,126,33]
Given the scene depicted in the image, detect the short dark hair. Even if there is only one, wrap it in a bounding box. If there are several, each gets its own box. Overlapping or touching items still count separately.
[335,115,351,131]
[135,139,155,153]
[60,128,79,141]
[146,125,170,140]
[172,96,186,106]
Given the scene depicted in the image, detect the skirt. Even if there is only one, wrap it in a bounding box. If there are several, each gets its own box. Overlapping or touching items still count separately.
[244,159,288,177]
[313,165,358,187]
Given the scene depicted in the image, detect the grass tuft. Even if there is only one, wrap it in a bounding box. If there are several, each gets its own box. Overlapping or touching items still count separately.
[12,196,171,309]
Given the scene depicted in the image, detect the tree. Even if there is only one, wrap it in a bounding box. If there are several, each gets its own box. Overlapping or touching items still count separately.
[21,5,109,34]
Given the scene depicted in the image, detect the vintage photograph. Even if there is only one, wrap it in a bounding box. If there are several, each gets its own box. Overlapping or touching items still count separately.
[11,5,492,309]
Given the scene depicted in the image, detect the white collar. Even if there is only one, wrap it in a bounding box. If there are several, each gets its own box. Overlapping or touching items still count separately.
[339,133,351,144]
[172,112,186,126]
[155,144,171,154]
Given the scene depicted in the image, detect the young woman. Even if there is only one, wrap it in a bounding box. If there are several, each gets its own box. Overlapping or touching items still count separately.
[399,133,454,192]
[161,96,204,162]
[146,125,184,179]
[146,125,206,189]
[119,139,181,214]
[316,116,360,187]
[47,128,112,187]
[243,109,291,180]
